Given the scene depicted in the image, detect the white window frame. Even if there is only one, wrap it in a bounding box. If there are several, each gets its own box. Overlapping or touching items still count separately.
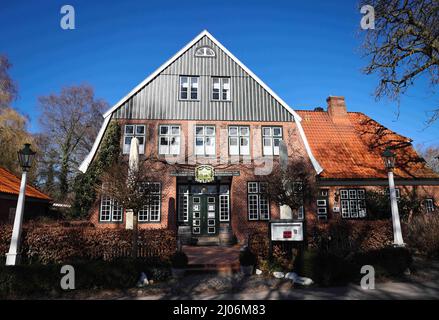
[194,125,216,156]
[100,196,123,222]
[159,125,181,155]
[424,198,435,212]
[339,188,367,219]
[228,126,250,156]
[262,126,283,156]
[219,194,230,222]
[123,124,145,154]
[247,182,270,221]
[212,77,231,101]
[138,182,161,222]
[180,76,199,100]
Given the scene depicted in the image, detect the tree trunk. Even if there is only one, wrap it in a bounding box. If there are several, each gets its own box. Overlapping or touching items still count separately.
[132,211,139,259]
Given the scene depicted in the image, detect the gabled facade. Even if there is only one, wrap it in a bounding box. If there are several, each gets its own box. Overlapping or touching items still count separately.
[81,31,439,244]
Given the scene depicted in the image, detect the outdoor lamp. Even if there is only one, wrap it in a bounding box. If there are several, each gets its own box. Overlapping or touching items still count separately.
[382,147,395,170]
[381,146,404,246]
[17,143,36,172]
[5,143,36,266]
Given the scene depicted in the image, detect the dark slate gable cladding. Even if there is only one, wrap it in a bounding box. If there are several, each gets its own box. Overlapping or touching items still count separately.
[113,36,293,122]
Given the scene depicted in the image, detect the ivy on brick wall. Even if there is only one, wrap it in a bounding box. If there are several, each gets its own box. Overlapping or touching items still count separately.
[71,121,121,219]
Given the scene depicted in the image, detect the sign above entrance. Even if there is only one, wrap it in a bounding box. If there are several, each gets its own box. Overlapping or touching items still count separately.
[195,165,215,183]
[170,168,240,178]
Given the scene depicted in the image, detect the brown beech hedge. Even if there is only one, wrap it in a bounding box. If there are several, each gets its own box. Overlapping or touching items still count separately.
[0,223,177,264]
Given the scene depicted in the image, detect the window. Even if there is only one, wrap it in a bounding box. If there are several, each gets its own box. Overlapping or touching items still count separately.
[219,185,230,222]
[424,198,435,212]
[100,196,123,222]
[159,125,181,155]
[316,189,329,221]
[180,76,199,100]
[195,46,215,57]
[138,182,161,222]
[228,126,250,155]
[123,125,145,154]
[262,127,283,156]
[195,125,216,156]
[340,189,366,219]
[247,182,270,220]
[212,77,230,101]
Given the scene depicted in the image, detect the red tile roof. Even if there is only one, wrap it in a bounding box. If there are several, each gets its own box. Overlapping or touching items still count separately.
[0,167,52,201]
[297,110,439,180]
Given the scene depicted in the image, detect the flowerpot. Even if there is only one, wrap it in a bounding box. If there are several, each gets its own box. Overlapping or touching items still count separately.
[171,268,186,278]
[240,265,254,276]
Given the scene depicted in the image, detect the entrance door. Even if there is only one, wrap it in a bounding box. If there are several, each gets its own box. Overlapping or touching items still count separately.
[191,193,218,236]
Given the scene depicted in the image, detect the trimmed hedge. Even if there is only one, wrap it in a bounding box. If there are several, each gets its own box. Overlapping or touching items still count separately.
[294,246,412,286]
[0,223,177,265]
[0,258,171,299]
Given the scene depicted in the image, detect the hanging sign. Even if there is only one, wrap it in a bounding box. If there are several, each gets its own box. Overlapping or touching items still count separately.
[195,165,215,183]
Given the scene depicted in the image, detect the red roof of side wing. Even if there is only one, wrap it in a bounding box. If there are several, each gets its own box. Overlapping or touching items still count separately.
[297,110,439,180]
[0,167,52,201]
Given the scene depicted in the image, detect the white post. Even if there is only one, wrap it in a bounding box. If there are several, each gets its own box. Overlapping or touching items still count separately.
[6,171,28,266]
[387,171,404,246]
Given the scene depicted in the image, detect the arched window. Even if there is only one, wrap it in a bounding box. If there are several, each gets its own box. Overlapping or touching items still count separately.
[195,46,215,57]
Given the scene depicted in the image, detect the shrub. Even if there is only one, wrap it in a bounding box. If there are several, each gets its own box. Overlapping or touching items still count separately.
[170,251,188,269]
[239,247,257,266]
[294,246,412,286]
[294,249,357,286]
[0,258,171,299]
[405,215,439,258]
[308,219,393,253]
[352,246,412,277]
[0,223,177,265]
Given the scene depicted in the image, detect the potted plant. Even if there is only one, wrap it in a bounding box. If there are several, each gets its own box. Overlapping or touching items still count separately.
[170,250,188,278]
[239,246,256,275]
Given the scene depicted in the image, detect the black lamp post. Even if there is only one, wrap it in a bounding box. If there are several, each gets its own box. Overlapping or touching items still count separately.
[5,143,36,265]
[381,147,404,246]
[17,143,36,171]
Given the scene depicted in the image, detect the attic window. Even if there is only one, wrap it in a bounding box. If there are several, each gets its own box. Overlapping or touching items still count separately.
[195,46,215,57]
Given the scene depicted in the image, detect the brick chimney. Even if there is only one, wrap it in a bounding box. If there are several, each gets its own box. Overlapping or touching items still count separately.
[327,96,349,124]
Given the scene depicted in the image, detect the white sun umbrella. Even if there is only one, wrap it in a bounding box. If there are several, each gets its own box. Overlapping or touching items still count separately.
[126,137,139,230]
[279,140,293,219]
[129,137,140,173]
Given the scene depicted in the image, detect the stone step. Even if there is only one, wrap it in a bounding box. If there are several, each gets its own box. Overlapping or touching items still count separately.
[195,236,220,246]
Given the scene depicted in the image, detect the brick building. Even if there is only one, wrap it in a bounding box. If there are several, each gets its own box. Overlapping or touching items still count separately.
[80,31,439,244]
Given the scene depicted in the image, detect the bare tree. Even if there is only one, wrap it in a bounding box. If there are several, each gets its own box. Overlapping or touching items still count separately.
[360,0,439,123]
[38,85,108,199]
[260,158,317,215]
[0,55,18,109]
[416,143,439,173]
[98,158,164,258]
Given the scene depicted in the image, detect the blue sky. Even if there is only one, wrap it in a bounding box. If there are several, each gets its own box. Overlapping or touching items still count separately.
[1,0,438,147]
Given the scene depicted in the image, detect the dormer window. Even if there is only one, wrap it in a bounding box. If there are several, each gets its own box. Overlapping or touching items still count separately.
[195,46,215,57]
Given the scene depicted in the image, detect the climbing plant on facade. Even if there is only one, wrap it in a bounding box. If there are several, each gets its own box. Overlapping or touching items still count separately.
[71,120,121,218]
